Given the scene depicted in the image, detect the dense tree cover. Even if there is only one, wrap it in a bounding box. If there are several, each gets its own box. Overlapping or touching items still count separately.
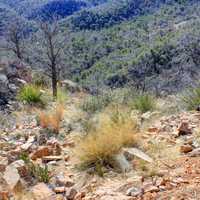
[69,0,190,30]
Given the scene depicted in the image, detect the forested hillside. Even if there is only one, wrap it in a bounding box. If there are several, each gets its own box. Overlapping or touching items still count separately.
[1,0,200,94]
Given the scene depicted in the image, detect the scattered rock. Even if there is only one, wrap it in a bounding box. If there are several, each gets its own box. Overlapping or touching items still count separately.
[20,136,35,151]
[143,185,159,193]
[42,155,62,163]
[189,148,200,157]
[30,146,53,160]
[180,145,193,153]
[123,148,153,163]
[0,156,8,172]
[31,183,55,200]
[3,165,21,191]
[56,173,75,187]
[9,160,27,177]
[113,153,131,173]
[54,186,66,193]
[126,187,143,197]
[65,187,78,200]
[178,122,192,136]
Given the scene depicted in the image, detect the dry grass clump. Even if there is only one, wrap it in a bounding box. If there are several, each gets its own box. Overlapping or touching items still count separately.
[75,114,138,168]
[38,104,64,134]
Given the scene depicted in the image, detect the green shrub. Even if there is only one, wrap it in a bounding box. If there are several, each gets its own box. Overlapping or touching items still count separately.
[132,94,155,113]
[182,87,200,110]
[81,91,113,114]
[18,85,44,105]
[19,152,50,183]
[32,72,50,88]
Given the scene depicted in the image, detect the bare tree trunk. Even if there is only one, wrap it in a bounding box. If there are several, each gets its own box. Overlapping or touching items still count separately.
[16,41,22,60]
[51,63,57,99]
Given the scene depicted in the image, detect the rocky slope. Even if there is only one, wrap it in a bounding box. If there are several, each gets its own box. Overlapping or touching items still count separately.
[1,89,200,199]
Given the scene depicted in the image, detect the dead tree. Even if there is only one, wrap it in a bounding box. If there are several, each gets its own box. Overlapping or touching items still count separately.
[39,20,64,99]
[5,19,25,60]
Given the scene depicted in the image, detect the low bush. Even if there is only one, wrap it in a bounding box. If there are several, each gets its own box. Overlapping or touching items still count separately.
[38,104,64,134]
[80,91,113,114]
[75,114,138,170]
[132,93,155,113]
[19,152,50,183]
[18,84,45,106]
[182,87,200,110]
[32,71,50,88]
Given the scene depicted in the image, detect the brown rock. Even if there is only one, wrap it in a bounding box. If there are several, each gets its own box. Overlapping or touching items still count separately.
[0,176,10,200]
[64,155,70,162]
[56,174,75,187]
[148,127,158,133]
[178,122,192,136]
[74,192,86,200]
[31,183,55,200]
[30,146,53,160]
[0,156,8,172]
[65,187,78,200]
[54,187,66,193]
[180,145,193,153]
[9,160,28,177]
[143,185,159,193]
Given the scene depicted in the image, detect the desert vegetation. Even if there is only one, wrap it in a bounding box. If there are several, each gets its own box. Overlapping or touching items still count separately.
[1,0,200,199]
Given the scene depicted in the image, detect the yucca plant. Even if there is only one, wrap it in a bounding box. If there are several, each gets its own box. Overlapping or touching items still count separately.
[18,84,44,105]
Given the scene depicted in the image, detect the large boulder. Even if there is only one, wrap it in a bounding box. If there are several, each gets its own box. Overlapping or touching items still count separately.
[0,74,9,106]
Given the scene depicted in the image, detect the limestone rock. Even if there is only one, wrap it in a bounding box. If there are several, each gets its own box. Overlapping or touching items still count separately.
[123,148,153,163]
[3,165,21,191]
[113,153,131,173]
[0,156,8,172]
[31,183,55,200]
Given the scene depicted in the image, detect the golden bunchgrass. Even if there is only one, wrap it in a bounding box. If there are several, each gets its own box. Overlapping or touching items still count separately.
[75,114,138,167]
[38,104,64,133]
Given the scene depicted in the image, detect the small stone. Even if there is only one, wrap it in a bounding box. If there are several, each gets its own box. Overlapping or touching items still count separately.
[189,148,200,157]
[20,136,35,151]
[180,145,193,153]
[143,185,159,193]
[3,165,21,191]
[123,148,153,163]
[113,153,131,173]
[126,187,143,197]
[56,174,75,187]
[42,156,62,163]
[64,155,70,162]
[54,187,66,193]
[9,160,27,177]
[178,122,192,136]
[148,127,158,133]
[31,146,53,160]
[31,183,55,200]
[0,156,8,172]
[74,192,86,200]
[65,187,78,200]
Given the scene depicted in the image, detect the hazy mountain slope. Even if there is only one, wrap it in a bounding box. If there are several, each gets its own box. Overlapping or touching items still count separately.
[68,0,191,30]
[56,1,200,93]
